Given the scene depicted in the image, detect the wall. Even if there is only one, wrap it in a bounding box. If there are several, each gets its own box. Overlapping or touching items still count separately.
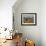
[0,0,17,29]
[13,0,41,46]
[0,0,17,38]
[41,0,46,46]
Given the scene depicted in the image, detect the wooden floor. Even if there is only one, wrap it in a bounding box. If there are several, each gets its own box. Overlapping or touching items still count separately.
[0,39,24,46]
[0,39,16,46]
[0,33,23,46]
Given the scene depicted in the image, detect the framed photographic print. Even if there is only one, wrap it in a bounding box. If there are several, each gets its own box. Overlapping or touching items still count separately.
[21,13,37,26]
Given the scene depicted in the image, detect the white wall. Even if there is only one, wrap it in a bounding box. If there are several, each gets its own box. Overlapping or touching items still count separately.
[0,0,17,29]
[41,0,46,46]
[0,0,17,38]
[13,0,41,46]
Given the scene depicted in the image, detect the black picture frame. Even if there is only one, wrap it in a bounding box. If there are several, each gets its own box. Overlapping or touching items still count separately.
[21,13,37,26]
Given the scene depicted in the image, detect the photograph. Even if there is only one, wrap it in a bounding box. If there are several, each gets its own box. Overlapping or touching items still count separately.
[21,13,37,26]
